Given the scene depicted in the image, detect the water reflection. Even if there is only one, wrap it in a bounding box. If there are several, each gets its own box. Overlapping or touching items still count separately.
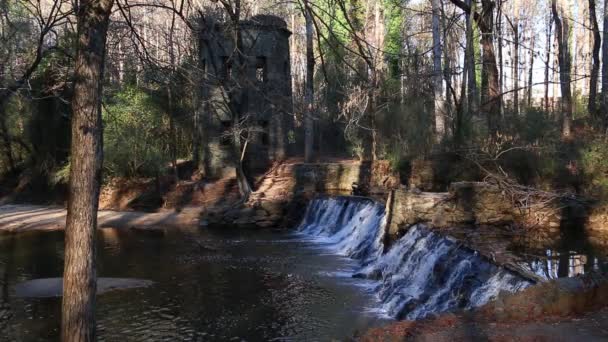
[0,228,387,341]
[520,249,606,280]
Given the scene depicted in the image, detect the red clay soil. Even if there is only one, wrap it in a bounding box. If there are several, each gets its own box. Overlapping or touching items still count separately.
[360,308,608,341]
[99,176,239,212]
[360,274,608,341]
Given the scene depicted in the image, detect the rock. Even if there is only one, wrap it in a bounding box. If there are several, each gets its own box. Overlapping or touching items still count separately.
[255,210,268,217]
[15,278,154,298]
[256,221,275,228]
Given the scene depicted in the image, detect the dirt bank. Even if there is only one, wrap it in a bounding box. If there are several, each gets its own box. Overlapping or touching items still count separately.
[360,273,608,341]
[359,307,608,341]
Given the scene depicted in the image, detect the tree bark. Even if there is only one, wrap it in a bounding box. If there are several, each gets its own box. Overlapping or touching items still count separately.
[62,0,113,340]
[303,0,315,163]
[602,0,608,126]
[588,0,601,118]
[544,15,553,113]
[512,0,521,116]
[552,0,573,139]
[450,0,501,135]
[527,33,535,109]
[431,0,445,141]
[497,0,503,116]
[465,0,477,114]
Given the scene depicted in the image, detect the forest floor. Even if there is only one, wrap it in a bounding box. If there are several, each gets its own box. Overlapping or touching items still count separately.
[0,204,203,232]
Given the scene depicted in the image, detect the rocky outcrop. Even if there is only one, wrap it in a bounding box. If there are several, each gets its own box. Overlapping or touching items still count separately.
[201,200,289,228]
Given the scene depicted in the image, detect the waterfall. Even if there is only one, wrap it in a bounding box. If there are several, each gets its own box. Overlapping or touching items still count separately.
[297,196,532,320]
[297,196,386,261]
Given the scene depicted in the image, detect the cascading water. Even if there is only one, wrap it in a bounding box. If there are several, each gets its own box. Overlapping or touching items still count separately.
[297,196,532,320]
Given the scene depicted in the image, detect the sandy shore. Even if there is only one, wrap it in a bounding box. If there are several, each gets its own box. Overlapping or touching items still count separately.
[0,204,203,232]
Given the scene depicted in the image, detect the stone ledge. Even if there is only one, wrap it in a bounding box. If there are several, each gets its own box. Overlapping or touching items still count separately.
[386,181,574,237]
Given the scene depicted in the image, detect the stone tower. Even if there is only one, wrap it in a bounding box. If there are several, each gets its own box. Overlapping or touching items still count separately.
[198,14,293,178]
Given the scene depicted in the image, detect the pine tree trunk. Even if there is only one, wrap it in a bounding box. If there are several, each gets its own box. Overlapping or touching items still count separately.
[431,0,445,141]
[512,0,520,116]
[480,0,501,135]
[61,0,113,340]
[497,0,504,117]
[552,0,573,139]
[602,0,608,126]
[545,15,553,113]
[465,0,477,114]
[588,0,601,118]
[527,35,535,109]
[303,0,315,163]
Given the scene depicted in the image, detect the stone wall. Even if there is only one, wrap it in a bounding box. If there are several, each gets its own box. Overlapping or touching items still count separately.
[292,160,399,194]
[385,182,567,237]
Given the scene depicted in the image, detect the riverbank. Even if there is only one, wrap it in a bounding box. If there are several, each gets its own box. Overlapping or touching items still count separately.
[0,204,202,232]
[360,272,608,341]
[359,306,608,341]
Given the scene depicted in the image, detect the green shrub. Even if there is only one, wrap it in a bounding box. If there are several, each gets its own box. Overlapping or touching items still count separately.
[103,86,170,178]
[581,136,608,197]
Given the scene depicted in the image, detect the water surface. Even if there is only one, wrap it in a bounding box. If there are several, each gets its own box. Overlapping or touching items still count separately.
[0,227,387,341]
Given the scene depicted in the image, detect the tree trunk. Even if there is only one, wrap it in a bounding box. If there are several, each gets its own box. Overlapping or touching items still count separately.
[512,0,521,116]
[588,0,601,118]
[431,0,445,141]
[602,0,608,126]
[544,15,553,113]
[497,0,504,116]
[465,0,477,114]
[168,87,179,183]
[224,0,252,200]
[527,34,535,109]
[552,0,573,139]
[303,0,315,163]
[479,0,501,135]
[61,0,113,340]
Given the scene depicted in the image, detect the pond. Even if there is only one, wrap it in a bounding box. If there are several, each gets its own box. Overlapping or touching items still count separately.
[0,227,388,341]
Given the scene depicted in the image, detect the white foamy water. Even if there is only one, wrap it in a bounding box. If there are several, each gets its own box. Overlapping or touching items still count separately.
[297,196,532,320]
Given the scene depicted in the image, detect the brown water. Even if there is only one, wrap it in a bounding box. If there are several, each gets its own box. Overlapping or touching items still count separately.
[0,227,388,341]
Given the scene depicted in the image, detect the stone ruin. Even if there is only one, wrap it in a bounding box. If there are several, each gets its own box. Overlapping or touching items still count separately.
[198,14,293,178]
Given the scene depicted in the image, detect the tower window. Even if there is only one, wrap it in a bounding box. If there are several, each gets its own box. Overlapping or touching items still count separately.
[255,57,267,83]
[258,120,269,146]
[221,56,232,79]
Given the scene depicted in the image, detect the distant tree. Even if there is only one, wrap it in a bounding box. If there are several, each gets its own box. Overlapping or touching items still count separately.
[431,0,445,141]
[450,0,501,136]
[303,0,315,162]
[551,0,573,139]
[588,0,600,118]
[602,0,608,126]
